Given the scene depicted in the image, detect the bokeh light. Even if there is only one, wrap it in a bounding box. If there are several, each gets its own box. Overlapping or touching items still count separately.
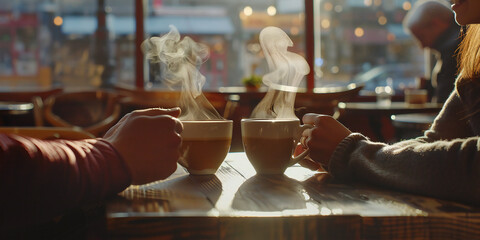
[354,27,365,37]
[53,16,63,26]
[243,6,253,16]
[267,6,277,16]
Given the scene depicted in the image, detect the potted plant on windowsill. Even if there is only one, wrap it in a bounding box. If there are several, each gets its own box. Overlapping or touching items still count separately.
[241,75,263,92]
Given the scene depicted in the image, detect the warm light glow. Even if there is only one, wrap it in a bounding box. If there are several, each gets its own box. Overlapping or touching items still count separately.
[321,19,331,29]
[364,0,372,6]
[374,0,382,6]
[324,2,333,11]
[320,207,332,216]
[53,16,63,26]
[378,16,387,25]
[402,1,412,10]
[332,208,343,215]
[214,43,223,52]
[243,6,253,16]
[334,5,343,13]
[292,17,301,25]
[387,33,396,41]
[290,26,299,35]
[239,12,246,20]
[267,6,277,16]
[331,66,339,74]
[354,27,364,37]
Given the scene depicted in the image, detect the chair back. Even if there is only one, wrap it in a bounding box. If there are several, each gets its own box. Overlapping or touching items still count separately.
[43,90,122,137]
[115,86,235,119]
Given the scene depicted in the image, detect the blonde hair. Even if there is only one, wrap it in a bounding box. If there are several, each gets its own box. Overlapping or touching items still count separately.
[457,25,480,117]
[458,25,480,80]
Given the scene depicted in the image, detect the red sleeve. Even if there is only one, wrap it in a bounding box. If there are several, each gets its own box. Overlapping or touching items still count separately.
[0,133,132,228]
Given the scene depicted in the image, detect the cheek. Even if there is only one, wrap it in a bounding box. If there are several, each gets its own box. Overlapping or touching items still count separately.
[454,13,467,26]
[457,4,480,25]
[472,2,480,23]
[473,13,480,24]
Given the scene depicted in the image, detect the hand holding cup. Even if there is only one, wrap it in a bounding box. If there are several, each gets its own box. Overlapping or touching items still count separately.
[179,120,233,175]
[300,114,352,169]
[241,118,313,175]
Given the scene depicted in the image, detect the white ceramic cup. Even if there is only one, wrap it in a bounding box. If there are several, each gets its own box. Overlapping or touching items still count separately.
[179,120,233,175]
[241,118,312,175]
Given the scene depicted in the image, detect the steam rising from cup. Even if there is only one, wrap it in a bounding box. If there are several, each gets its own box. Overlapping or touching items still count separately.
[141,25,223,120]
[251,26,310,119]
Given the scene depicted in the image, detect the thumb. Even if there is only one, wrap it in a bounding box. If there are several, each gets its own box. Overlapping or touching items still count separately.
[165,107,181,118]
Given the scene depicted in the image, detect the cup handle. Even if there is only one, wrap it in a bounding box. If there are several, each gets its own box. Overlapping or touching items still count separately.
[288,124,313,167]
[178,147,189,168]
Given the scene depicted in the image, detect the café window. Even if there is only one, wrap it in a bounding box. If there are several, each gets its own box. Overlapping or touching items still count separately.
[0,0,424,93]
[0,0,306,90]
[313,0,425,95]
[141,0,306,90]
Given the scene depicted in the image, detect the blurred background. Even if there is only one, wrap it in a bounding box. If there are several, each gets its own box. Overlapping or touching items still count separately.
[0,0,426,94]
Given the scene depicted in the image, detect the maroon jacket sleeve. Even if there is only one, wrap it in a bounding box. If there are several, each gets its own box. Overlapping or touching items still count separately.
[0,134,132,228]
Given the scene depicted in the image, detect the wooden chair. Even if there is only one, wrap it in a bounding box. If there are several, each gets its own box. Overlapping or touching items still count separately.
[295,84,364,118]
[0,87,63,102]
[0,87,63,127]
[115,86,236,119]
[43,90,122,137]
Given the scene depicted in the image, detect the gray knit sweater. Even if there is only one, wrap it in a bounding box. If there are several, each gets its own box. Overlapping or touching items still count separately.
[329,78,480,206]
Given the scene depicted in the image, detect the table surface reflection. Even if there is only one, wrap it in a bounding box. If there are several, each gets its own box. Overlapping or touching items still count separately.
[107,152,480,239]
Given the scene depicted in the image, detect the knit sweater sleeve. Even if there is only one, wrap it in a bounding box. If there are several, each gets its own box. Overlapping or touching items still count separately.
[0,134,132,227]
[328,92,480,206]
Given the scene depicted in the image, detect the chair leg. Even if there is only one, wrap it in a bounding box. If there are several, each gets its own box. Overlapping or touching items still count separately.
[32,96,44,127]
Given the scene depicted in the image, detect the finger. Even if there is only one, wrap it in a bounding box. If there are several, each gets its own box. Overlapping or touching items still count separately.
[300,136,307,148]
[175,120,183,134]
[133,112,181,127]
[103,126,117,138]
[298,156,323,171]
[166,132,182,148]
[131,107,181,118]
[302,127,313,138]
[302,113,321,125]
[311,114,335,128]
[104,111,136,137]
[294,144,305,156]
[159,116,184,136]
[104,117,127,138]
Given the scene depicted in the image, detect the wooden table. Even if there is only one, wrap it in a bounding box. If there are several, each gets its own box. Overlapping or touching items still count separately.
[335,102,444,142]
[107,152,480,239]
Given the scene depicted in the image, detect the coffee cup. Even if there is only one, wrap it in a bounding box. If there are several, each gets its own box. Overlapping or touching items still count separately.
[241,118,312,175]
[179,120,233,175]
[404,89,428,105]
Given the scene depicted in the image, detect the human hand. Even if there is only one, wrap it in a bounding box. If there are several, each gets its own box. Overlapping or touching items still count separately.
[104,108,183,185]
[299,114,351,169]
